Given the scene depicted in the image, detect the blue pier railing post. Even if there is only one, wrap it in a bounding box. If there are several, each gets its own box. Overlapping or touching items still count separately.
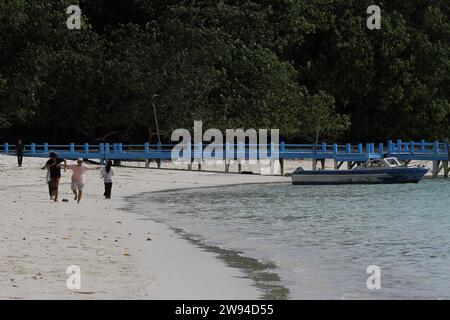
[333,144,338,155]
[104,143,110,163]
[387,140,393,153]
[198,142,203,162]
[397,139,402,152]
[99,143,105,164]
[113,143,117,153]
[44,143,49,153]
[187,142,192,165]
[84,143,89,154]
[157,142,161,158]
[279,142,285,162]
[421,140,426,152]
[273,141,279,159]
[225,142,230,162]
[31,143,36,154]
[410,141,414,153]
[4,143,9,154]
[118,143,123,153]
[70,143,75,153]
[434,141,439,154]
[358,143,363,154]
[379,143,384,156]
[144,142,149,155]
[105,143,110,156]
[346,143,351,154]
[366,143,370,154]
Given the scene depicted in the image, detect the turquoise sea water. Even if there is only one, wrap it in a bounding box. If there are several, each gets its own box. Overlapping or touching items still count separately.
[136,179,450,299]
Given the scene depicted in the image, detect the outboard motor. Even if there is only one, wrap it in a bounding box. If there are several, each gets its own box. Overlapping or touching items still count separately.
[293,167,304,174]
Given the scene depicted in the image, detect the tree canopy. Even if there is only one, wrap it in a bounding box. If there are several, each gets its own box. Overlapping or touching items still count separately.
[0,0,449,143]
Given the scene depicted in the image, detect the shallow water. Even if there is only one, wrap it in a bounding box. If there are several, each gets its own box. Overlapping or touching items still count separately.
[136,179,450,299]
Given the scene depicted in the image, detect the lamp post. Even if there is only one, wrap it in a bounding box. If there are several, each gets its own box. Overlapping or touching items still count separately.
[152,94,161,145]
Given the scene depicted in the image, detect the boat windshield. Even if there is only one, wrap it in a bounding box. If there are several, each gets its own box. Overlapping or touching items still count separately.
[356,157,402,169]
[358,159,387,168]
[384,158,402,167]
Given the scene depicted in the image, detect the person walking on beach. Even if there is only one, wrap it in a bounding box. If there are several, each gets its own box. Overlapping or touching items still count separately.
[42,163,52,200]
[45,152,66,202]
[101,160,114,199]
[65,158,99,204]
[16,139,25,167]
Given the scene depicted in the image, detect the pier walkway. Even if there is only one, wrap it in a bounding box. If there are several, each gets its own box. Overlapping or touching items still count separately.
[1,140,449,177]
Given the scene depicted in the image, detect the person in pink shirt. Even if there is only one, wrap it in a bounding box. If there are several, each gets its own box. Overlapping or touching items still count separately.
[65,158,99,203]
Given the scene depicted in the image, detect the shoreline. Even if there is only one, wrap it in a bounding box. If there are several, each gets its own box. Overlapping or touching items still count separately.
[0,155,288,299]
[124,191,291,300]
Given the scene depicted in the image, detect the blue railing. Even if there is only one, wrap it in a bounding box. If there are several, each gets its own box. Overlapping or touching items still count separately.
[1,140,449,162]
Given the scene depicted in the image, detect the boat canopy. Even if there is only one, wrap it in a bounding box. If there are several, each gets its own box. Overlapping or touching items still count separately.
[356,157,402,169]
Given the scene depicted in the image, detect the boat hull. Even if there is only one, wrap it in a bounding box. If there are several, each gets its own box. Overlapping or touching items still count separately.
[291,168,428,185]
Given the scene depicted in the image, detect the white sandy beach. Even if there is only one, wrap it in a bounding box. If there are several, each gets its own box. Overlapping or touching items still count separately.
[0,155,290,299]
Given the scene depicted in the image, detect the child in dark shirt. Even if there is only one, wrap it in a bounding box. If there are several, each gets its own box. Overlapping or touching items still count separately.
[45,152,66,202]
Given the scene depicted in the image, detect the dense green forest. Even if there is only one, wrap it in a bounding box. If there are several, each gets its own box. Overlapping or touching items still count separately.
[0,0,449,143]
